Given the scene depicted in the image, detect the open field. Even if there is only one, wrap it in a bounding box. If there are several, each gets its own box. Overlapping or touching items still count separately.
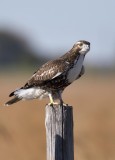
[0,74,115,160]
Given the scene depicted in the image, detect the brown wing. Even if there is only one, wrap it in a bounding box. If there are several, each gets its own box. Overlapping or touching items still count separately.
[23,59,70,88]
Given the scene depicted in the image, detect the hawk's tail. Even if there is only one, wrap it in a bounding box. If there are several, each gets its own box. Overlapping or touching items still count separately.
[5,97,22,106]
[5,87,47,106]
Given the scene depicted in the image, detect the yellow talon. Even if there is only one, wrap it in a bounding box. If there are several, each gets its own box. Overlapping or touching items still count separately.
[49,93,54,104]
[48,93,59,106]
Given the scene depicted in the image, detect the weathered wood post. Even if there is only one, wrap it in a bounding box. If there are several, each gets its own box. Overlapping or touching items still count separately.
[45,104,74,160]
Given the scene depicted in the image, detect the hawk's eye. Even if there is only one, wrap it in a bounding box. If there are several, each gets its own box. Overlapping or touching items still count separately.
[79,43,83,46]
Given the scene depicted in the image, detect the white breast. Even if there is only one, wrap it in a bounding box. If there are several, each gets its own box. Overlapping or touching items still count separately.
[67,55,84,83]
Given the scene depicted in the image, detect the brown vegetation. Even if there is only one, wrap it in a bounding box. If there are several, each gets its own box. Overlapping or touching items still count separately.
[0,74,115,160]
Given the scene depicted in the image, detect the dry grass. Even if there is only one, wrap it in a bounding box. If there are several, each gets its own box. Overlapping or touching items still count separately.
[0,74,115,160]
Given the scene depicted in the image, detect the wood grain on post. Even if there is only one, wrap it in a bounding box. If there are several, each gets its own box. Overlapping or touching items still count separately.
[45,104,74,160]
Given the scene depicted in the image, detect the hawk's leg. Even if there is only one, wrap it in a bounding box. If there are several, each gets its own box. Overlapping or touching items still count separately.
[48,93,58,106]
[57,91,63,105]
[48,92,67,106]
[57,91,68,106]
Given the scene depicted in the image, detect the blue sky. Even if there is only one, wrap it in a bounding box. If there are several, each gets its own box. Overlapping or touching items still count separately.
[0,0,115,66]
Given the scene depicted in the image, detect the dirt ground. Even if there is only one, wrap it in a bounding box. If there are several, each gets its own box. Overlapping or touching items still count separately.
[0,73,115,160]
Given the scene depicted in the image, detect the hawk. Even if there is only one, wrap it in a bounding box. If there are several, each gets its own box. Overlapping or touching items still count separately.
[5,40,90,106]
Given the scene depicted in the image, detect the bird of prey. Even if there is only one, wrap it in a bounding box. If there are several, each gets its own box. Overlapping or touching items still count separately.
[5,40,90,106]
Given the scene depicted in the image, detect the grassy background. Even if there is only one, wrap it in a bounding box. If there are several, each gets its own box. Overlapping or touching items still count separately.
[0,73,115,160]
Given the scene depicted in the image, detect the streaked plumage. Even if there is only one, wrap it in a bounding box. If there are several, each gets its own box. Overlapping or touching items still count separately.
[5,40,90,106]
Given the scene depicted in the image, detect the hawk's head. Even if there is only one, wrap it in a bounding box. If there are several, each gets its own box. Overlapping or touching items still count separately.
[73,40,90,55]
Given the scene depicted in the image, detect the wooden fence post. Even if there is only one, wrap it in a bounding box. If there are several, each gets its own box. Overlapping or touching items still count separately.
[45,104,74,160]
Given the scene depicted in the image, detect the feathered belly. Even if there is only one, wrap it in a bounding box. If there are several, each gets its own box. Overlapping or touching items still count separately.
[67,55,84,83]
